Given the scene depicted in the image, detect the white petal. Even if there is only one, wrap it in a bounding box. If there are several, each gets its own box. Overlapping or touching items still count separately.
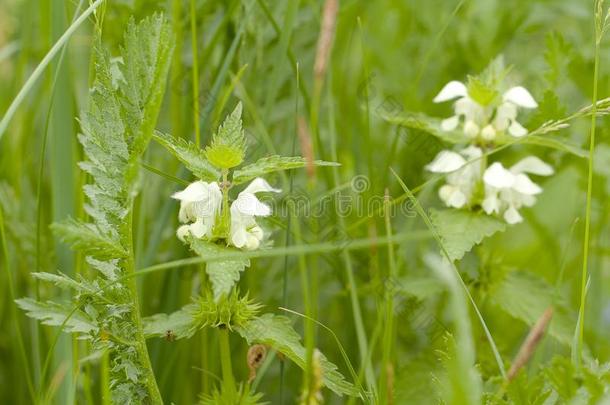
[484,162,515,188]
[231,227,248,248]
[440,116,460,131]
[481,124,496,141]
[510,156,554,176]
[460,146,483,160]
[425,151,466,173]
[242,178,281,195]
[189,217,209,238]
[171,181,210,202]
[482,193,501,214]
[176,225,191,242]
[508,120,528,137]
[433,81,468,103]
[512,173,542,195]
[463,120,480,138]
[504,206,523,224]
[503,86,538,109]
[439,185,467,208]
[233,193,272,216]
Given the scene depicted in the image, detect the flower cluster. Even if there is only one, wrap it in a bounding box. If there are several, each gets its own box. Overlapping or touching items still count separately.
[427,77,553,224]
[172,177,280,250]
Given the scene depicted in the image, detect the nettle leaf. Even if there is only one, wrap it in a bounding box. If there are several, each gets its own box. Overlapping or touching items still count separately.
[205,103,246,169]
[120,13,174,159]
[52,218,127,260]
[235,314,358,397]
[189,239,250,301]
[153,130,221,181]
[430,209,506,262]
[143,303,200,339]
[376,111,469,145]
[232,156,340,185]
[32,272,95,294]
[15,298,97,335]
[490,272,574,345]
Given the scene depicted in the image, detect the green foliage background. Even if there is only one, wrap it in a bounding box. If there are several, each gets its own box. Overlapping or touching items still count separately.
[1,0,610,404]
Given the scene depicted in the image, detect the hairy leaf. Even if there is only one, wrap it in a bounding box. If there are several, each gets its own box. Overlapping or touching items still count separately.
[189,239,250,300]
[153,130,221,181]
[143,303,200,340]
[235,313,358,397]
[16,298,97,335]
[490,272,574,345]
[205,103,247,169]
[232,156,340,185]
[430,209,506,262]
[52,218,127,260]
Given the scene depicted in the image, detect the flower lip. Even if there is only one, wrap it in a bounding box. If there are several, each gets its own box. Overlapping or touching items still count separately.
[483,162,515,189]
[510,156,554,176]
[433,81,468,103]
[172,181,221,202]
[502,86,538,109]
[425,151,467,173]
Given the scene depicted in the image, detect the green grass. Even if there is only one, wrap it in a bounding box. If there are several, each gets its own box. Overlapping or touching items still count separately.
[2,0,610,404]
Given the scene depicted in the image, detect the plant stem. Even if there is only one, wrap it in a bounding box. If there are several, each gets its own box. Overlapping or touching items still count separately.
[125,208,163,404]
[218,328,236,395]
[190,0,201,147]
[577,9,602,365]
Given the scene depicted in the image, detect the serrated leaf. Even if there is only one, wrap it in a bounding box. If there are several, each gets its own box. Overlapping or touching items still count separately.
[189,239,250,300]
[153,130,221,181]
[235,314,358,397]
[232,156,340,185]
[490,272,574,345]
[206,103,246,169]
[16,298,97,335]
[143,303,200,339]
[430,209,506,262]
[377,111,469,144]
[120,14,174,159]
[52,218,127,260]
[32,272,95,294]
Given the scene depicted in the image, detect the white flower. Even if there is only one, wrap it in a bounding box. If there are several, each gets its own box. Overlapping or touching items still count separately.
[493,86,538,138]
[434,80,489,137]
[172,181,222,240]
[230,178,281,250]
[482,156,553,224]
[426,146,483,208]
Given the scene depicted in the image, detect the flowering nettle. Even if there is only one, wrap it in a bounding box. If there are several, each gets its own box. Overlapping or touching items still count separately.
[173,177,280,250]
[434,80,538,141]
[426,71,553,224]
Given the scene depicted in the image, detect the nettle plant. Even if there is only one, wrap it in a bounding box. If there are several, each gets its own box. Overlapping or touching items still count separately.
[150,103,357,403]
[425,59,554,225]
[15,13,356,405]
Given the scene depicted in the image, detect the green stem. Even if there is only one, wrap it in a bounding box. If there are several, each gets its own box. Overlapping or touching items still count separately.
[218,328,236,395]
[125,208,163,404]
[190,0,201,147]
[577,16,601,366]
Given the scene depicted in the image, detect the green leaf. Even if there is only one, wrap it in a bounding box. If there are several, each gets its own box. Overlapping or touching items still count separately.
[153,130,221,181]
[232,156,340,185]
[376,111,469,144]
[120,14,174,159]
[205,103,246,169]
[430,209,506,262]
[52,218,127,260]
[189,239,250,300]
[16,298,97,335]
[235,314,358,397]
[32,272,95,294]
[490,272,574,345]
[143,303,200,339]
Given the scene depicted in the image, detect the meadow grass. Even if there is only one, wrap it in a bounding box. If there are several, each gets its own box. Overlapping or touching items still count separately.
[1,0,610,404]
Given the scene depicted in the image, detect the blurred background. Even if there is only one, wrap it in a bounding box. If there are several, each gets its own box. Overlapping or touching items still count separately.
[1,0,609,403]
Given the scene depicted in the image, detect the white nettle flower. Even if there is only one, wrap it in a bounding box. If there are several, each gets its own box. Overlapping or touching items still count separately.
[172,181,222,241]
[230,178,281,250]
[434,81,538,140]
[426,146,483,208]
[482,157,553,224]
[434,81,489,138]
[493,86,538,138]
